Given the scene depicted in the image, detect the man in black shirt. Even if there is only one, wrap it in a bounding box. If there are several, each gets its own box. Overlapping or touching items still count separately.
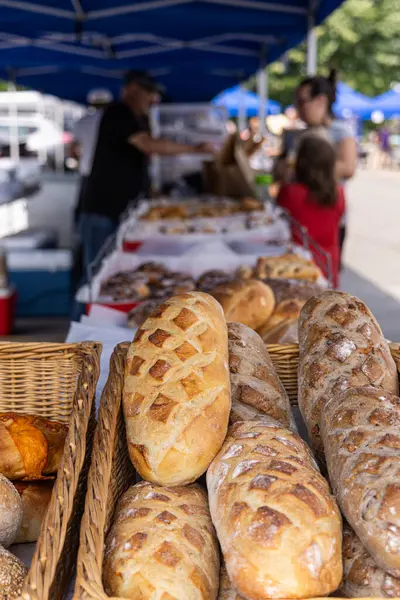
[79,71,213,278]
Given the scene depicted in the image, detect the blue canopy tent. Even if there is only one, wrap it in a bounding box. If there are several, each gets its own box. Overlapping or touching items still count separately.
[333,82,373,120]
[0,0,345,102]
[369,88,400,120]
[212,85,280,118]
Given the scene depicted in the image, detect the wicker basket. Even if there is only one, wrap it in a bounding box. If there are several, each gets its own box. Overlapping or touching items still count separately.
[0,342,102,600]
[74,342,400,600]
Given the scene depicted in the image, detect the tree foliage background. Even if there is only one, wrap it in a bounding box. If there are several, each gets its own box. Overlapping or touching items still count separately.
[265,0,400,106]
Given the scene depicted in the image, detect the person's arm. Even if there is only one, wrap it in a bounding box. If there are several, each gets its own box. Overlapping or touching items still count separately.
[335,136,357,180]
[69,139,81,160]
[128,132,213,156]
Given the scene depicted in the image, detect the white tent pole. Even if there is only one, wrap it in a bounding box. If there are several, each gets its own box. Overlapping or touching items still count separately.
[7,79,19,163]
[150,105,161,193]
[306,3,317,75]
[238,83,247,133]
[55,100,65,172]
[257,47,268,137]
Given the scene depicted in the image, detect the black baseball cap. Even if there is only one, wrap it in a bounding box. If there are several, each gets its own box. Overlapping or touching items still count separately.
[124,70,164,94]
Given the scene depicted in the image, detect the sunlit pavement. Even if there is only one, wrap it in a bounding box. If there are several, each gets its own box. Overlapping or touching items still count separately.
[342,168,400,340]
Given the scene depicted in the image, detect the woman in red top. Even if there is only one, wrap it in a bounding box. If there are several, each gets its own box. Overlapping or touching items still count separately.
[277,134,345,287]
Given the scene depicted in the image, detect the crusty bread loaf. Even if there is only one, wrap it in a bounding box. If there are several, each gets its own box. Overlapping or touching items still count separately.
[321,386,400,577]
[264,278,322,305]
[341,525,400,598]
[218,564,244,600]
[0,544,27,599]
[0,474,22,547]
[207,418,343,599]
[259,298,304,332]
[0,413,68,480]
[13,481,53,543]
[123,292,230,486]
[298,291,398,457]
[254,254,322,282]
[212,279,275,330]
[103,481,220,599]
[259,317,299,344]
[228,323,295,430]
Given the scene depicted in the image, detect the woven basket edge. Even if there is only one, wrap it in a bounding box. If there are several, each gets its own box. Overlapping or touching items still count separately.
[73,342,129,600]
[18,341,102,600]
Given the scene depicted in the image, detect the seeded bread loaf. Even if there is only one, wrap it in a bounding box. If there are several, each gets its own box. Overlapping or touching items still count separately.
[207,418,343,599]
[298,291,398,457]
[321,386,400,577]
[341,525,400,598]
[103,481,219,599]
[123,292,230,486]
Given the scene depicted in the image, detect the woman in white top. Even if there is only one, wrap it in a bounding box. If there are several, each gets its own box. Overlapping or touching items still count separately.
[276,69,357,268]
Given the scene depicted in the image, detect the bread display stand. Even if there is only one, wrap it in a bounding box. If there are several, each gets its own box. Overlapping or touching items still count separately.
[76,243,321,310]
[74,340,400,600]
[0,342,101,600]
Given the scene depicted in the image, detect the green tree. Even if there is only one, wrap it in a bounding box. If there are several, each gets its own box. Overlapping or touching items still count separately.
[265,0,400,106]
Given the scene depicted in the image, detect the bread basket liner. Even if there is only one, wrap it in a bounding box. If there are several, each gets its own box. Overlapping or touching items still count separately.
[73,341,400,600]
[0,341,103,600]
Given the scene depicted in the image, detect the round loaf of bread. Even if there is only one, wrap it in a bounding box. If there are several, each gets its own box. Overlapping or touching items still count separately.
[0,474,23,547]
[212,279,275,330]
[0,544,27,599]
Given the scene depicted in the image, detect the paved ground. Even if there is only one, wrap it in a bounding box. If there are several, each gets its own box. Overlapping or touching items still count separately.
[341,168,400,340]
[6,167,400,342]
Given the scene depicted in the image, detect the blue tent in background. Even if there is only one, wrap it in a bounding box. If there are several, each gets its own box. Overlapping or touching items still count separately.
[333,82,373,120]
[0,1,345,103]
[369,88,400,119]
[212,85,281,118]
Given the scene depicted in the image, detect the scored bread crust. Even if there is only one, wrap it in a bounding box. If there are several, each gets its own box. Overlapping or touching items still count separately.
[123,292,230,486]
[341,525,400,598]
[218,564,245,600]
[254,254,322,282]
[298,291,398,458]
[211,279,275,331]
[227,322,295,430]
[207,418,343,600]
[321,386,400,577]
[103,481,220,600]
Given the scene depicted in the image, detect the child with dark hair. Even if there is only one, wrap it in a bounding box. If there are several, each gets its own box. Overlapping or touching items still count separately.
[277,134,345,287]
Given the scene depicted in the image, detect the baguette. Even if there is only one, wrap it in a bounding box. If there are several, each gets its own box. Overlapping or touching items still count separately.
[123,292,230,486]
[321,386,400,577]
[212,279,275,330]
[298,291,398,457]
[228,323,295,430]
[0,413,68,480]
[103,481,219,599]
[207,418,343,599]
[342,525,400,598]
